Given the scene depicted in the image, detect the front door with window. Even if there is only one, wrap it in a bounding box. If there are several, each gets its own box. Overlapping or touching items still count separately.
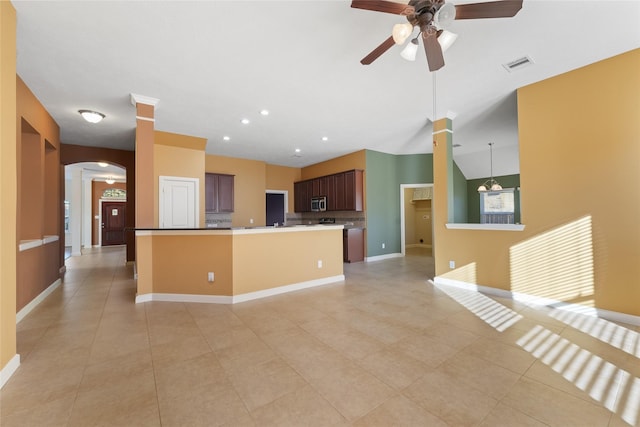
[102,202,126,246]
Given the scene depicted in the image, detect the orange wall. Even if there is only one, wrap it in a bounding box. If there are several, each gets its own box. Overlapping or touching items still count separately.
[433,49,640,317]
[16,76,62,315]
[1,0,18,374]
[265,164,301,213]
[154,131,207,228]
[206,154,266,227]
[301,150,366,180]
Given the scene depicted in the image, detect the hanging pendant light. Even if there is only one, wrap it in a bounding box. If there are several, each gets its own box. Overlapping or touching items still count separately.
[105,176,115,185]
[477,142,503,192]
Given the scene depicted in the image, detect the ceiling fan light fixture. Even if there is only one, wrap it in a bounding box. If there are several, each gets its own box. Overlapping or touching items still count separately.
[400,37,419,61]
[392,23,413,45]
[438,30,458,52]
[433,2,456,29]
[78,109,105,124]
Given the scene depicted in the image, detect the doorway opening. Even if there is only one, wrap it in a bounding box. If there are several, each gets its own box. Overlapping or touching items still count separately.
[400,184,434,257]
[266,190,287,226]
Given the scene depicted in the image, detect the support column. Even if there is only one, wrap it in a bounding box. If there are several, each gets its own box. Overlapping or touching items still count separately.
[432,117,454,276]
[71,168,82,256]
[131,94,159,228]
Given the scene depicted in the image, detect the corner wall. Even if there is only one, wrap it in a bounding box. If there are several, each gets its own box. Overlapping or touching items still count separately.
[0,1,18,384]
[433,49,640,317]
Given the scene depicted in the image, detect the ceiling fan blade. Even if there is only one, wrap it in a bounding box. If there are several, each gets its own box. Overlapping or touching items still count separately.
[351,0,415,16]
[423,31,445,72]
[454,0,523,19]
[360,36,396,65]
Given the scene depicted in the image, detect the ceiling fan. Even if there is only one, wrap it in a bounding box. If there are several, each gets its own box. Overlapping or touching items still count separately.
[351,0,523,71]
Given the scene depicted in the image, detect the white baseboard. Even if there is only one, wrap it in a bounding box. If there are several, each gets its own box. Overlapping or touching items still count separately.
[136,275,345,305]
[405,244,432,249]
[432,276,640,327]
[0,354,20,389]
[16,279,62,323]
[366,253,402,262]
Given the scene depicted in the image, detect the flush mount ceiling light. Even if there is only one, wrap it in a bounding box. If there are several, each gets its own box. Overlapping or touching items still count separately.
[78,109,105,123]
[105,176,115,185]
[477,142,503,192]
[97,162,108,167]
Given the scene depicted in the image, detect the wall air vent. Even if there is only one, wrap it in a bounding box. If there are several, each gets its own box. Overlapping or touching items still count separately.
[502,56,534,73]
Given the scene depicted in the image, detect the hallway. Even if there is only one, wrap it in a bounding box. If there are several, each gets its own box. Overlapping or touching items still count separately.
[1,247,638,426]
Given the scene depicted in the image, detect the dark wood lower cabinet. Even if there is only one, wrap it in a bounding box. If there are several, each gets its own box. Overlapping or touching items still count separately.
[343,228,364,263]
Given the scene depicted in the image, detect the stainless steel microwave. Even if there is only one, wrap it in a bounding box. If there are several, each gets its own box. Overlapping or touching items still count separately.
[311,196,326,212]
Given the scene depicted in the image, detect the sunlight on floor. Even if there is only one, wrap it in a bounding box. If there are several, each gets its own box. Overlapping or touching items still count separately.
[517,325,639,426]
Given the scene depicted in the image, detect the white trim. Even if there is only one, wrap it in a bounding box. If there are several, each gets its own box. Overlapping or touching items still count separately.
[135,116,155,122]
[18,239,42,251]
[431,277,640,327]
[445,223,525,231]
[135,225,344,237]
[130,93,160,107]
[406,243,432,249]
[0,354,20,389]
[135,275,344,305]
[43,235,59,244]
[16,279,62,323]
[59,266,67,275]
[432,128,453,135]
[366,253,403,262]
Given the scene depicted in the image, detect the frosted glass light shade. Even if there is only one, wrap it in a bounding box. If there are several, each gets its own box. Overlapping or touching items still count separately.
[79,110,105,123]
[392,23,413,45]
[438,30,458,52]
[400,39,419,61]
[491,183,503,191]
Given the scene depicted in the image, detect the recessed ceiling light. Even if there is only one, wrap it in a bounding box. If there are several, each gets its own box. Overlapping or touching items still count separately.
[223,136,230,141]
[78,109,105,123]
[260,109,269,116]
[97,162,108,167]
[241,118,250,124]
[295,148,301,153]
[322,136,329,141]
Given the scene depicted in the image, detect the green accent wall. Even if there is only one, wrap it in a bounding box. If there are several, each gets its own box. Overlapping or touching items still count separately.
[453,161,468,223]
[365,150,433,257]
[465,174,521,223]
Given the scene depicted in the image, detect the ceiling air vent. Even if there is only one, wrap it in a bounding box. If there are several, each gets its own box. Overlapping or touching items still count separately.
[502,56,534,73]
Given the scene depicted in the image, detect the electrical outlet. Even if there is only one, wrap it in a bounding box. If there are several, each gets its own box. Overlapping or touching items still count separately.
[207,272,214,282]
[382,243,385,249]
[449,261,455,269]
[317,260,323,269]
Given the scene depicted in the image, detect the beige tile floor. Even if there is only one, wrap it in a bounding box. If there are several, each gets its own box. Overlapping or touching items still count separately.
[1,246,639,426]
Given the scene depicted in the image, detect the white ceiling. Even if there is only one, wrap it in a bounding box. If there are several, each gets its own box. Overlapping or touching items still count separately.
[13,0,640,179]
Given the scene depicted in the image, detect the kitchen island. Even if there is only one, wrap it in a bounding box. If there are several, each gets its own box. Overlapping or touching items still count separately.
[134,225,344,304]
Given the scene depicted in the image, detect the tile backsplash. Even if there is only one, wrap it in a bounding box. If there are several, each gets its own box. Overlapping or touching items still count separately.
[286,211,366,228]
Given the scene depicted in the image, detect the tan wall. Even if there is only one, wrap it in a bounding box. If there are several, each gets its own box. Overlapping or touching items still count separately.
[414,199,432,247]
[233,229,343,295]
[434,49,640,317]
[300,150,366,180]
[404,188,416,245]
[148,234,234,296]
[154,131,207,228]
[265,164,301,213]
[136,229,343,298]
[1,0,18,374]
[206,154,266,227]
[91,181,127,245]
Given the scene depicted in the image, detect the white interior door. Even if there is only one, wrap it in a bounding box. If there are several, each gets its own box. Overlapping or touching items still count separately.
[159,176,199,228]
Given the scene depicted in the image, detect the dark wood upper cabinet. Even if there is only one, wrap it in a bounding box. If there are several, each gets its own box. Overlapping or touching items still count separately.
[205,173,234,213]
[293,169,363,212]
